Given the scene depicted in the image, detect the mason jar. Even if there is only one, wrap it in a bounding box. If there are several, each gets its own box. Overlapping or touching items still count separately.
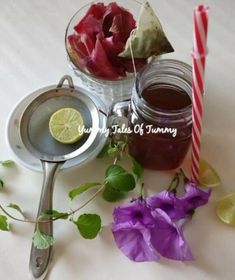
[128,59,192,170]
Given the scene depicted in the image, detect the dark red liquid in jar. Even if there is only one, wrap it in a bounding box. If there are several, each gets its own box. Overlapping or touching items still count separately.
[142,85,191,110]
[128,85,192,170]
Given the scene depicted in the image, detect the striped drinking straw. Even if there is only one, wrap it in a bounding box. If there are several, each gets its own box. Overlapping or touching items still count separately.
[191,5,209,182]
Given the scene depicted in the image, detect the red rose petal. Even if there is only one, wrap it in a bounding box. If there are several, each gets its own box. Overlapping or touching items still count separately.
[102,35,125,58]
[109,13,136,42]
[75,3,106,34]
[80,33,95,55]
[68,34,88,68]
[103,3,136,41]
[87,2,106,19]
[68,34,88,58]
[75,14,103,40]
[87,36,120,79]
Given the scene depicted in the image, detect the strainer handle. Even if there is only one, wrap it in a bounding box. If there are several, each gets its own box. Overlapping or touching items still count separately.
[57,75,74,89]
[29,161,62,279]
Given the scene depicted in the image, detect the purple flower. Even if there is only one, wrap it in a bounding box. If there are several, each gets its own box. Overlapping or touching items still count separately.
[112,200,160,262]
[150,209,194,261]
[146,191,185,220]
[180,182,211,215]
[111,181,210,263]
[111,199,193,262]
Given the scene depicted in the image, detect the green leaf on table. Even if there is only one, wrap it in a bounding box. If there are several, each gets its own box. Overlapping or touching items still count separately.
[32,228,55,249]
[69,182,101,200]
[0,160,15,167]
[74,214,101,239]
[102,185,125,202]
[105,165,136,192]
[0,215,9,231]
[0,179,4,189]
[44,210,69,220]
[7,203,24,217]
[132,158,144,180]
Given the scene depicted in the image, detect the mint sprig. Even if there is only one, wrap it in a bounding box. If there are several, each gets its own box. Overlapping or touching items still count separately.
[0,141,144,246]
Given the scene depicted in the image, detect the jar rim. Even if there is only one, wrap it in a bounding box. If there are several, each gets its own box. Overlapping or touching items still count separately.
[133,59,192,123]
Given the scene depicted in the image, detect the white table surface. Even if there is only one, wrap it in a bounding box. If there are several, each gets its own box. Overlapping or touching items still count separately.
[1,0,235,279]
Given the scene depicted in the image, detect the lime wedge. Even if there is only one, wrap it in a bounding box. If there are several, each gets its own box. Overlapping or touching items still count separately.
[49,108,84,144]
[198,159,221,188]
[216,193,235,226]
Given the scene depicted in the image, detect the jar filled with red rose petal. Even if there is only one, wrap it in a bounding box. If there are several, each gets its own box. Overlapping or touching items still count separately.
[65,0,148,109]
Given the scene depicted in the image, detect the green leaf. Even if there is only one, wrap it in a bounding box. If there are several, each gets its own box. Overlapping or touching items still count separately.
[32,229,55,249]
[117,141,126,149]
[105,165,136,192]
[132,158,144,180]
[69,182,101,200]
[0,179,4,189]
[0,160,15,167]
[107,147,117,157]
[44,210,69,220]
[7,203,24,217]
[97,143,110,158]
[74,214,101,239]
[117,153,124,161]
[102,185,125,202]
[0,215,9,231]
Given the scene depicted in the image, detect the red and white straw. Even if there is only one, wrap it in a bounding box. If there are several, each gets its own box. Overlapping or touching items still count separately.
[191,5,209,183]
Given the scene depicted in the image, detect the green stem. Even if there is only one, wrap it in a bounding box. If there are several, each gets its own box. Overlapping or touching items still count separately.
[113,141,127,165]
[113,157,118,165]
[0,204,31,223]
[140,183,144,199]
[0,184,105,225]
[68,184,105,218]
[179,168,189,183]
[167,173,180,193]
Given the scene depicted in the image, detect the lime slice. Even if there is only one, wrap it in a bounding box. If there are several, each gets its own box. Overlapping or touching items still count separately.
[216,193,235,226]
[198,159,221,188]
[49,108,84,144]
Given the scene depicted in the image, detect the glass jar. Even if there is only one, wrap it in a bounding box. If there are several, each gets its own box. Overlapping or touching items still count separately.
[65,0,149,110]
[128,59,192,170]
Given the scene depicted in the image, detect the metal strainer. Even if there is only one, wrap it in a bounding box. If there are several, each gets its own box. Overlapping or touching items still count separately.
[19,75,107,279]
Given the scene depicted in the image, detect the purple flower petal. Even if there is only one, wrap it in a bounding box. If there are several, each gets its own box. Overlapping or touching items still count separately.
[147,191,185,220]
[113,199,155,226]
[180,182,211,214]
[151,209,194,261]
[112,222,160,262]
[112,199,160,262]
